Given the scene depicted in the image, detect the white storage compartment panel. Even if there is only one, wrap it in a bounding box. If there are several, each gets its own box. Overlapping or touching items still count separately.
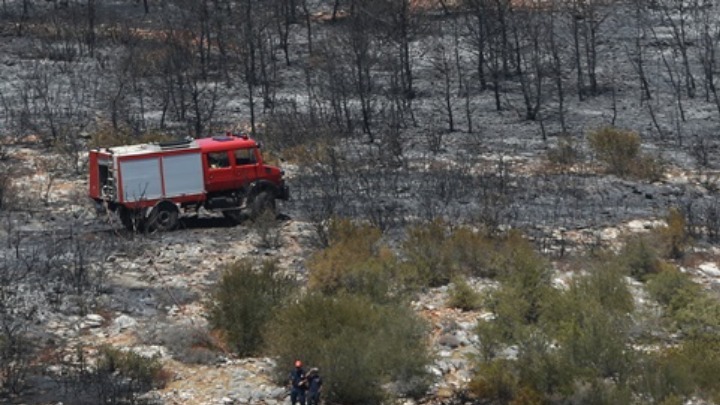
[120,158,163,202]
[162,153,204,197]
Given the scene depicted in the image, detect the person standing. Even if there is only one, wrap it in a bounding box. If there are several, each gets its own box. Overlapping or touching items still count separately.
[306,367,323,405]
[289,360,307,405]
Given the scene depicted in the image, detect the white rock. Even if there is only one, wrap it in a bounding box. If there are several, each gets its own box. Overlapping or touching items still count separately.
[699,262,720,278]
[83,314,105,328]
[113,314,137,332]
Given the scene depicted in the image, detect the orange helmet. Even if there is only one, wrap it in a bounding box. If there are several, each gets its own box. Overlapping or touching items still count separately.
[295,360,302,368]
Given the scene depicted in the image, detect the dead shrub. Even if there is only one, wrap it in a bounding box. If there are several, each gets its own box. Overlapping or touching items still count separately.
[88,124,174,148]
[546,135,582,167]
[144,324,226,365]
[659,208,690,259]
[251,209,283,249]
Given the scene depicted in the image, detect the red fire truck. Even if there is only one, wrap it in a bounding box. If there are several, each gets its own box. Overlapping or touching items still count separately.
[88,133,289,231]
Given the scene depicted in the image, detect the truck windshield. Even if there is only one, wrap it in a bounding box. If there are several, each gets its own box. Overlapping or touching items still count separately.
[234,148,256,165]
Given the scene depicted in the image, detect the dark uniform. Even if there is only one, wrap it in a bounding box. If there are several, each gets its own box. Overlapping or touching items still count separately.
[306,368,323,405]
[289,361,307,405]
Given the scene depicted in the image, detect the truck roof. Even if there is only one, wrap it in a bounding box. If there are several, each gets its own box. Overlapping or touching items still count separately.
[95,135,257,157]
[195,135,257,152]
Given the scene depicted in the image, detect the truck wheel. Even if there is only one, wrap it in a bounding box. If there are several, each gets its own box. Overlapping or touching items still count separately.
[146,203,179,232]
[250,191,276,219]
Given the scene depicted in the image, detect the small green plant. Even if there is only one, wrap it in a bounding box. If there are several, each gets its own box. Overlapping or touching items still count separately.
[207,259,296,356]
[447,276,483,311]
[264,293,432,405]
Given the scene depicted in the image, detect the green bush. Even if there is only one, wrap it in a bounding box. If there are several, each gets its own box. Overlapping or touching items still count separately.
[207,259,296,356]
[496,232,554,325]
[643,339,720,403]
[475,252,637,401]
[401,220,452,287]
[575,263,634,315]
[96,345,166,388]
[474,232,555,358]
[674,295,720,341]
[447,276,483,311]
[634,346,705,404]
[307,219,402,301]
[646,265,700,318]
[554,297,633,382]
[588,127,641,176]
[264,293,432,404]
[542,266,634,383]
[401,222,516,288]
[468,359,519,403]
[660,208,690,259]
[444,227,500,278]
[615,235,662,280]
[587,127,663,180]
[515,330,571,397]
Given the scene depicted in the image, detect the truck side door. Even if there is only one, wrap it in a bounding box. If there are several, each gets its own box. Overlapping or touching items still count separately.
[205,151,234,193]
[232,147,258,189]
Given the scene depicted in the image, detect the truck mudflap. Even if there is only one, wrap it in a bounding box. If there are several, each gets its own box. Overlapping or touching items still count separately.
[278,184,290,201]
[94,200,108,215]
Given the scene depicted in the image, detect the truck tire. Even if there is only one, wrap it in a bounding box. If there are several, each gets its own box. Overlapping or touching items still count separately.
[146,203,179,232]
[250,190,276,219]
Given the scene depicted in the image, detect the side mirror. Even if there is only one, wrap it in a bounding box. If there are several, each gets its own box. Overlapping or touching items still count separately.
[257,141,263,149]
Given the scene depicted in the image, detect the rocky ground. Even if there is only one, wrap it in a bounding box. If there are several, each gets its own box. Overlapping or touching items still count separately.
[2,141,719,405]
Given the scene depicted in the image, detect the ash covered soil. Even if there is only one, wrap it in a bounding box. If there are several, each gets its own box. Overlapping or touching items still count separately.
[1,0,720,404]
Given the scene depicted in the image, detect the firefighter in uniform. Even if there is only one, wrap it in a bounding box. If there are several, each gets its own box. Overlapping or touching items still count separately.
[289,360,307,405]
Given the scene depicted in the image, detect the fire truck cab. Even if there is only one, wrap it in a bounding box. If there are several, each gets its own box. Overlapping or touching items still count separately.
[88,133,289,231]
